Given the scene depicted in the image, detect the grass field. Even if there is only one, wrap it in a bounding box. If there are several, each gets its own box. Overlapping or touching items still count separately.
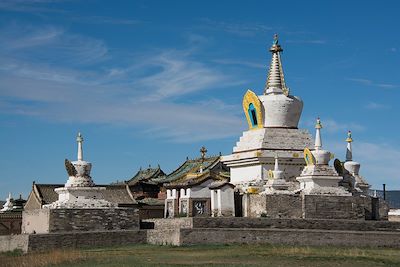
[2,244,400,267]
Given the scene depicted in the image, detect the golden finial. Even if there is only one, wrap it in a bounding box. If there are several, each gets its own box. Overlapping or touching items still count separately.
[315,118,322,129]
[346,131,353,143]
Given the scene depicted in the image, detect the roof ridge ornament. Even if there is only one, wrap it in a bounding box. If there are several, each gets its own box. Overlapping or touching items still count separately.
[264,34,289,96]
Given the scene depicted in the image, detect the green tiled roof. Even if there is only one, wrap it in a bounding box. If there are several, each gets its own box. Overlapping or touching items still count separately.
[113,165,165,185]
[156,156,230,188]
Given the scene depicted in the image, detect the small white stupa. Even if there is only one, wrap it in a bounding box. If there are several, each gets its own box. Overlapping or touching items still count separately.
[263,155,290,193]
[296,118,350,195]
[44,133,116,209]
[343,131,370,193]
[0,193,14,212]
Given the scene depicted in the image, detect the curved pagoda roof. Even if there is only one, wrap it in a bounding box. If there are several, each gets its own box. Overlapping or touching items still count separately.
[125,165,165,186]
[154,155,230,189]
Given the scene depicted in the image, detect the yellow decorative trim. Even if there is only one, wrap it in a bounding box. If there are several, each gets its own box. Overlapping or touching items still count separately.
[304,148,315,166]
[268,170,274,179]
[242,89,263,130]
[292,152,299,158]
[247,187,260,194]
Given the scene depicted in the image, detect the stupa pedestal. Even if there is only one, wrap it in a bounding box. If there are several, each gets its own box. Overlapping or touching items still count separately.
[296,119,350,196]
[44,133,116,209]
[23,133,137,234]
[222,128,312,188]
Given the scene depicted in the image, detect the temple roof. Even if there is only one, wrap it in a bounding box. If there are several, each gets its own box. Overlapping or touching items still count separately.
[155,155,230,189]
[112,165,165,186]
[32,183,137,205]
[209,179,234,189]
[137,198,164,206]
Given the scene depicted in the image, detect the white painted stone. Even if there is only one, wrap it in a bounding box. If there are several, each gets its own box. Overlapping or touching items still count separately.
[259,94,303,128]
[45,133,115,209]
[0,193,13,212]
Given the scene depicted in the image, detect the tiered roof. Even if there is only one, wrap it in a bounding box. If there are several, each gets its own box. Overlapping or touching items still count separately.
[154,155,229,189]
[126,165,165,186]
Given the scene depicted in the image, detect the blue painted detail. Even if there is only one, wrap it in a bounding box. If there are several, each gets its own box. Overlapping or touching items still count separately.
[248,103,258,127]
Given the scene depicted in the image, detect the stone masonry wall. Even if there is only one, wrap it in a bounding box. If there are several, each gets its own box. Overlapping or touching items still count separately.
[27,230,146,252]
[0,213,22,235]
[48,208,139,232]
[179,228,400,248]
[247,194,376,220]
[189,217,400,231]
[248,194,302,218]
[0,234,28,252]
[303,195,365,220]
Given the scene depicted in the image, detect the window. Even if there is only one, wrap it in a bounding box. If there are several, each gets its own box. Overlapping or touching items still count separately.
[248,103,258,127]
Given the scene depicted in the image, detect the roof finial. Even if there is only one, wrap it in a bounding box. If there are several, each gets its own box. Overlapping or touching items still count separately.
[265,34,288,95]
[77,132,83,161]
[200,146,207,161]
[346,131,353,161]
[314,118,323,150]
[273,33,279,45]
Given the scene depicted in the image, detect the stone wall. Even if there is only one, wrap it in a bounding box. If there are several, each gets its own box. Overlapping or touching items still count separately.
[248,194,302,218]
[0,234,28,252]
[23,208,139,234]
[179,228,400,248]
[22,209,50,234]
[138,205,164,219]
[303,195,365,220]
[0,213,22,235]
[27,230,146,252]
[189,217,400,231]
[246,194,380,220]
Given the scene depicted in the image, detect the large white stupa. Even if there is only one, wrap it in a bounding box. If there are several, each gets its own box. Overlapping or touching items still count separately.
[221,34,313,190]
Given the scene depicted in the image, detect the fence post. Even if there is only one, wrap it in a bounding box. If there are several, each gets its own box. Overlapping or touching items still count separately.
[383,183,386,200]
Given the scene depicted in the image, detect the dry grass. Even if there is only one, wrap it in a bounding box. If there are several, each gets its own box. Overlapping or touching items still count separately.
[0,249,88,267]
[1,244,400,267]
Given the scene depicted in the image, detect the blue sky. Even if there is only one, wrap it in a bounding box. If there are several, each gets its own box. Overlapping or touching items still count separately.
[1,0,400,199]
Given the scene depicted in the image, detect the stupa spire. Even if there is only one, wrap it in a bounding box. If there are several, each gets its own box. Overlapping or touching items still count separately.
[264,34,288,95]
[345,131,353,161]
[314,118,322,150]
[77,132,83,161]
[274,155,280,171]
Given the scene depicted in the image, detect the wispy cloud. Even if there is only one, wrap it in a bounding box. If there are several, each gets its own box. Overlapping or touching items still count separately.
[198,18,272,37]
[305,118,365,134]
[0,24,245,142]
[71,16,144,25]
[365,102,390,110]
[212,59,266,69]
[286,39,326,44]
[138,51,241,101]
[326,139,400,189]
[0,0,65,13]
[0,24,109,65]
[347,78,398,89]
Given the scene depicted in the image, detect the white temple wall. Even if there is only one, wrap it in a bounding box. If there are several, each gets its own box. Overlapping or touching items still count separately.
[190,180,213,198]
[22,209,50,234]
[220,186,234,216]
[230,165,263,184]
